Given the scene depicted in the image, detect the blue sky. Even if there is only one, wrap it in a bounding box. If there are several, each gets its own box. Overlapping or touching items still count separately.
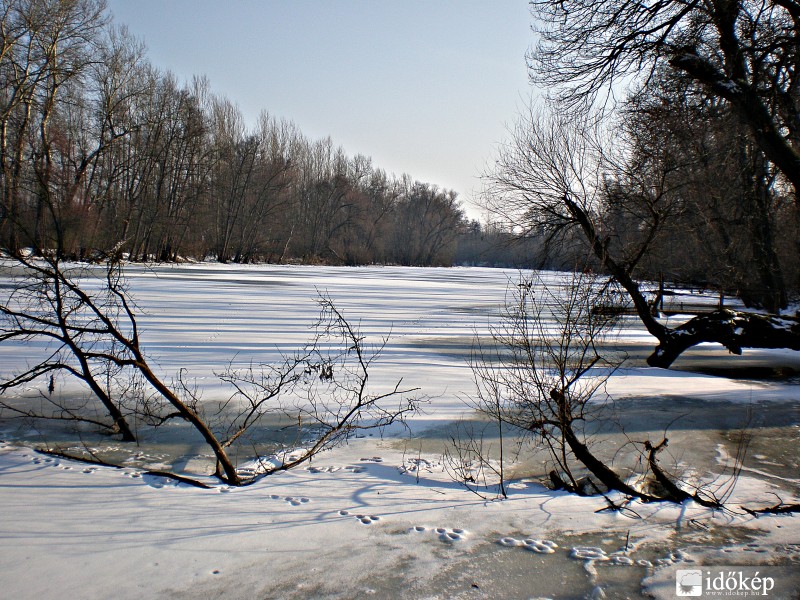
[104,1,534,216]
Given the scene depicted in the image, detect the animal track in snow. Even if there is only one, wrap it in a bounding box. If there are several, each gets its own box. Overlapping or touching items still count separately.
[651,549,695,566]
[738,543,770,554]
[399,457,441,476]
[409,525,468,543]
[269,495,310,506]
[721,544,766,555]
[338,510,380,525]
[123,451,169,464]
[775,543,800,557]
[498,537,558,554]
[570,547,610,562]
[568,546,664,567]
[306,465,366,474]
[28,454,83,471]
[142,473,180,489]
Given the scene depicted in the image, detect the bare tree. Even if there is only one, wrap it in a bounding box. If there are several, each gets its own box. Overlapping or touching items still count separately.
[0,250,137,440]
[0,0,108,253]
[443,419,510,499]
[0,249,242,480]
[391,180,464,267]
[487,107,800,367]
[529,0,800,197]
[470,271,734,506]
[0,251,420,485]
[219,294,419,476]
[619,73,794,312]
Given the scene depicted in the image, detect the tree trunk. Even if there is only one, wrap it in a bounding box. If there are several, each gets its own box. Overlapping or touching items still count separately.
[133,358,241,485]
[562,426,647,499]
[565,194,800,368]
[647,309,800,368]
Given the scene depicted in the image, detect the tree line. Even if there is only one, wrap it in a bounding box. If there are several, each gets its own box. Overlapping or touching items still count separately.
[0,0,538,268]
[3,0,798,295]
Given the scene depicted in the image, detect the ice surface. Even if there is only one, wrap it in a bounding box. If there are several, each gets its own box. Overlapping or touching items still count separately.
[0,264,798,599]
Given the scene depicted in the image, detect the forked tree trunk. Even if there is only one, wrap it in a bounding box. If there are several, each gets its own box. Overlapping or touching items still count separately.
[132,358,242,485]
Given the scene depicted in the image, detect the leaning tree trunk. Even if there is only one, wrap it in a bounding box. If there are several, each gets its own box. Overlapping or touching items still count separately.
[562,426,648,499]
[647,309,800,368]
[563,194,800,368]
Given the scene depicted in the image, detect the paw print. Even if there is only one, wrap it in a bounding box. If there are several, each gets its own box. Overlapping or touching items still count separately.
[338,510,380,525]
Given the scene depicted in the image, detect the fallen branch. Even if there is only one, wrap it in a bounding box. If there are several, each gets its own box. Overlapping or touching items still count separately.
[39,447,123,469]
[741,502,800,516]
[37,448,213,489]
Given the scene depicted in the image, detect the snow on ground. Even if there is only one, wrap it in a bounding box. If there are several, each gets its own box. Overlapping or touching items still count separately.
[1,439,798,599]
[0,264,798,599]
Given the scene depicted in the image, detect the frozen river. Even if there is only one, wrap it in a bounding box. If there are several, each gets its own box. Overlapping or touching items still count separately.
[1,262,798,470]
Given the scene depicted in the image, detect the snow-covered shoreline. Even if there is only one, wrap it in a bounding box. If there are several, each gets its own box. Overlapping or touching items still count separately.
[1,437,798,599]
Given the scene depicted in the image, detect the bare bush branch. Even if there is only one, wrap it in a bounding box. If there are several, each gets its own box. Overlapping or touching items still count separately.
[0,253,421,485]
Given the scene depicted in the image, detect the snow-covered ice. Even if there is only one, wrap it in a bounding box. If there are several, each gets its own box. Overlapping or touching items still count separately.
[0,264,798,598]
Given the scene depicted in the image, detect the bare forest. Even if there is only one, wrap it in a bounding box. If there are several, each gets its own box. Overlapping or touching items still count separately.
[0,0,540,268]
